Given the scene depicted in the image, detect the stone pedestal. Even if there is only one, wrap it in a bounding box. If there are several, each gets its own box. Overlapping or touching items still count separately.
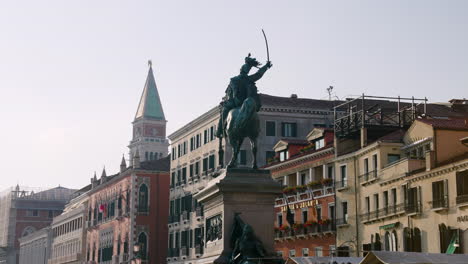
[193,168,282,264]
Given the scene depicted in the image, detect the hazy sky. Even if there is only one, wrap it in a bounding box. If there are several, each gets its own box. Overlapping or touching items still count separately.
[0,1,467,191]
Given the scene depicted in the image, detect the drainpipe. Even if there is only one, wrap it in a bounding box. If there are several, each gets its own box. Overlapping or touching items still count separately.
[354,155,360,257]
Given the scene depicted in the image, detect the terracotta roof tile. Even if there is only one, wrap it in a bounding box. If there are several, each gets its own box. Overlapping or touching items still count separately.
[418,118,468,130]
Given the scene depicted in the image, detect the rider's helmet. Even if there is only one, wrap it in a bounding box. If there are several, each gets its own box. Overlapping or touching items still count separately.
[240,53,261,74]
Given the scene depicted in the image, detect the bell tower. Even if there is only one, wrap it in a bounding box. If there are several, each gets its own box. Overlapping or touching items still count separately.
[128,61,169,164]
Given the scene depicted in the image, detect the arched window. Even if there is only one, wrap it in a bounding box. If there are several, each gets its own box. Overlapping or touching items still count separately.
[391,230,398,251]
[138,184,149,213]
[384,232,390,251]
[138,232,148,260]
[403,227,411,251]
[374,234,382,251]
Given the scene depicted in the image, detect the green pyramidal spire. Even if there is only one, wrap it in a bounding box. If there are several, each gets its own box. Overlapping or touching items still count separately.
[134,61,165,120]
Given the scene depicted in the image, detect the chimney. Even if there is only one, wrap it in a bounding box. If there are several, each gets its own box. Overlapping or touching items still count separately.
[290,94,298,99]
[425,151,436,171]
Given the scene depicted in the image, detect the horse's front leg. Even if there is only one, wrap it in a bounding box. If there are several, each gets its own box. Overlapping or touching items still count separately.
[250,137,258,169]
[227,138,239,168]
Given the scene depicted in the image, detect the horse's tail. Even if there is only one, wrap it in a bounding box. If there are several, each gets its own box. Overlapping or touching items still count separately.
[236,97,257,130]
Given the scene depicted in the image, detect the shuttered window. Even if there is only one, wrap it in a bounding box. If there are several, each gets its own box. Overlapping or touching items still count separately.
[281,122,297,137]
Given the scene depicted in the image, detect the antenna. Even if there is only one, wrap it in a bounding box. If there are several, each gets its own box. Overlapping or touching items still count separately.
[326,86,334,101]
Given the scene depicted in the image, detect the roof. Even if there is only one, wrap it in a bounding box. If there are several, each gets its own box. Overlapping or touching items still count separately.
[134,65,165,120]
[376,129,406,143]
[260,93,343,109]
[418,118,468,131]
[287,256,363,264]
[361,251,468,264]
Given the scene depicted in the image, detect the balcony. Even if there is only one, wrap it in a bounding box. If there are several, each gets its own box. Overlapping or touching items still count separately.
[181,211,189,224]
[195,245,203,256]
[361,203,406,224]
[456,194,468,207]
[359,170,378,186]
[335,218,349,228]
[405,202,421,216]
[119,254,129,263]
[336,179,348,191]
[430,197,449,212]
[180,247,188,259]
[48,253,81,264]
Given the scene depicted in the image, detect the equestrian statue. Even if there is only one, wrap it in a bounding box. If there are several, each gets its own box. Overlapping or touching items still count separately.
[216,54,272,169]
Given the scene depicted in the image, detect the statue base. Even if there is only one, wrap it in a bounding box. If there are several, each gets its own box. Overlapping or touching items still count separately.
[193,168,282,264]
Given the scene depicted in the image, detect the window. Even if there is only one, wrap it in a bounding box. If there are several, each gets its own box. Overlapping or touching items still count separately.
[278,213,283,227]
[340,165,347,185]
[314,247,323,257]
[327,165,334,179]
[388,154,401,164]
[266,121,276,136]
[195,162,199,176]
[300,173,307,185]
[279,151,288,162]
[27,210,39,217]
[289,250,296,257]
[238,150,247,165]
[138,232,148,260]
[406,186,420,213]
[315,138,325,149]
[138,184,149,213]
[203,157,208,172]
[302,248,309,257]
[302,210,308,223]
[48,210,54,218]
[374,193,379,211]
[372,154,378,171]
[456,170,468,204]
[210,126,216,141]
[282,122,297,137]
[276,251,283,257]
[189,164,194,178]
[391,188,397,206]
[316,206,322,220]
[364,158,369,174]
[204,130,208,144]
[365,197,370,214]
[328,203,335,222]
[342,202,348,222]
[171,172,176,187]
[383,191,389,211]
[209,155,215,170]
[432,180,448,208]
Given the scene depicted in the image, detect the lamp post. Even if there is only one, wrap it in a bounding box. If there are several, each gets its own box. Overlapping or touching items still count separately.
[130,243,141,264]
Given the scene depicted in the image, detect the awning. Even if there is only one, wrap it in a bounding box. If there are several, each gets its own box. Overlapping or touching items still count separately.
[379,222,399,230]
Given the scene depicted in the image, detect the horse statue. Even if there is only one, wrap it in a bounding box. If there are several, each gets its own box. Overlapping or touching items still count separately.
[216,54,272,169]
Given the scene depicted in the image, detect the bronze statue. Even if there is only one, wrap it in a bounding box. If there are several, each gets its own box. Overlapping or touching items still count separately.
[229,214,267,264]
[216,54,272,169]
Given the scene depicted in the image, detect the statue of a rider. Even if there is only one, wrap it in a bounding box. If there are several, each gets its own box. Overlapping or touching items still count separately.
[216,54,272,139]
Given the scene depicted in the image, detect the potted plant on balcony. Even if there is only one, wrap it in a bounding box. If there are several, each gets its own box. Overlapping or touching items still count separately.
[296,185,307,193]
[321,178,333,186]
[307,180,322,190]
[292,223,304,230]
[282,186,296,195]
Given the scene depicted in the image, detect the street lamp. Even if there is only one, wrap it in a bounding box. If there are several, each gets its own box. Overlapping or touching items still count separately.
[130,243,142,264]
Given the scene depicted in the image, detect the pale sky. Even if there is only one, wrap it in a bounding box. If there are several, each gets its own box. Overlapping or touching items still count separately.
[0,1,467,191]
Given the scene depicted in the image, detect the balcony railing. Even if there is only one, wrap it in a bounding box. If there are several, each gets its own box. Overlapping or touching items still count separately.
[430,197,448,209]
[336,179,348,190]
[195,207,203,217]
[359,170,378,184]
[181,211,189,221]
[195,245,203,255]
[456,194,468,205]
[180,247,188,257]
[335,218,348,226]
[405,202,421,215]
[360,203,406,222]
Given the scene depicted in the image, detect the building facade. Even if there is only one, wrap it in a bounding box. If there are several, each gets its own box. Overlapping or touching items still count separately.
[18,227,52,264]
[0,186,75,264]
[48,192,89,264]
[85,157,170,264]
[333,95,468,257]
[129,62,169,164]
[265,128,337,259]
[167,94,344,264]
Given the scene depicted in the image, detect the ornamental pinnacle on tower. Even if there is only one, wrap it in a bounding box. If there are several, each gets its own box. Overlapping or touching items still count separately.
[128,60,169,165]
